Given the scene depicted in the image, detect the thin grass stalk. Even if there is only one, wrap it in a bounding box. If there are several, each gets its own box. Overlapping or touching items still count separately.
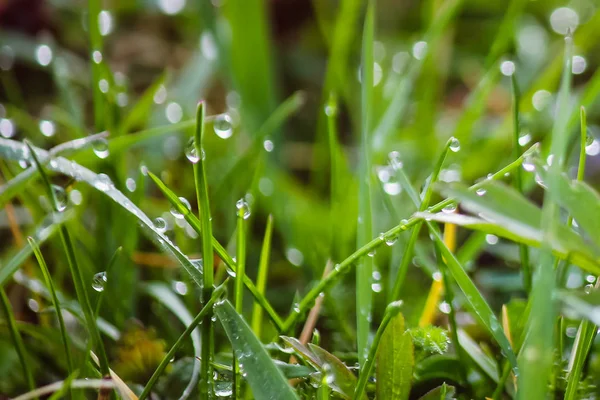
[191,102,215,396]
[233,203,246,399]
[28,237,74,387]
[352,301,403,400]
[251,215,273,338]
[326,93,341,260]
[282,146,534,332]
[87,0,105,133]
[0,288,36,393]
[25,141,109,375]
[509,73,531,293]
[356,0,375,368]
[94,247,123,318]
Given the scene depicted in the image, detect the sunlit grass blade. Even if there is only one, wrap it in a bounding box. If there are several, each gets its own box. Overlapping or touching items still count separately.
[353,301,403,400]
[356,0,375,369]
[25,140,110,375]
[138,283,225,400]
[27,236,74,384]
[518,30,574,400]
[145,169,284,330]
[251,215,273,339]
[216,300,298,400]
[282,149,531,332]
[233,199,247,399]
[0,287,36,392]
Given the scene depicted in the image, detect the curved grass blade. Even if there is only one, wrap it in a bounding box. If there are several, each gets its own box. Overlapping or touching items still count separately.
[0,287,36,392]
[141,282,202,400]
[138,283,225,400]
[27,237,73,384]
[215,300,298,400]
[25,140,110,375]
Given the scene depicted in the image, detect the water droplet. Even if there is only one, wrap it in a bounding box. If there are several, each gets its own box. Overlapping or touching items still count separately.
[98,10,113,36]
[92,271,107,292]
[92,138,110,159]
[154,217,167,233]
[286,248,304,267]
[357,62,383,86]
[535,173,546,188]
[213,114,233,139]
[235,198,251,219]
[476,188,486,196]
[153,85,167,104]
[384,181,402,196]
[400,219,408,226]
[412,41,428,60]
[98,79,109,93]
[532,90,552,111]
[158,0,186,15]
[52,185,67,212]
[550,7,579,35]
[0,118,15,138]
[69,189,82,205]
[35,44,53,66]
[215,384,233,398]
[171,197,191,219]
[523,155,536,172]
[442,202,457,214]
[432,271,442,281]
[572,55,586,75]
[449,137,460,152]
[485,234,498,245]
[371,282,382,293]
[384,233,398,246]
[585,284,593,294]
[166,102,183,123]
[39,120,55,137]
[368,250,376,258]
[117,92,129,107]
[93,173,113,191]
[388,151,403,170]
[27,298,40,313]
[586,275,596,283]
[172,280,188,295]
[518,132,531,147]
[120,178,136,195]
[92,50,103,64]
[439,301,451,314]
[586,140,600,156]
[259,177,274,196]
[263,139,274,152]
[185,138,201,163]
[325,104,337,117]
[500,60,515,76]
[440,165,462,182]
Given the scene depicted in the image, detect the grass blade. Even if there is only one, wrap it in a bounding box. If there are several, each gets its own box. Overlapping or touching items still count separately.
[215,300,299,400]
[251,215,273,339]
[356,0,375,369]
[233,198,247,399]
[25,141,110,376]
[27,237,74,383]
[190,102,214,396]
[0,287,36,392]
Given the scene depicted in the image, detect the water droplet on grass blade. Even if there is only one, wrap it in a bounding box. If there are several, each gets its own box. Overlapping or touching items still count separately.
[69,189,82,205]
[550,7,579,35]
[185,138,200,163]
[572,55,586,74]
[586,140,600,156]
[449,137,460,152]
[125,178,136,192]
[93,173,113,191]
[92,271,107,292]
[154,217,167,233]
[39,120,55,137]
[518,132,531,146]
[442,202,457,214]
[171,197,191,219]
[500,60,515,76]
[52,185,67,212]
[286,248,304,267]
[213,114,233,139]
[476,188,486,196]
[263,139,274,152]
[0,118,15,138]
[92,50,103,64]
[35,44,53,66]
[235,198,251,219]
[93,138,110,159]
[172,280,188,295]
[98,10,113,36]
[166,102,183,123]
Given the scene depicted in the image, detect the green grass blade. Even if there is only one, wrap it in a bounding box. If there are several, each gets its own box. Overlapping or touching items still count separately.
[251,215,273,339]
[215,300,299,400]
[191,102,214,396]
[356,0,375,369]
[94,247,122,318]
[0,287,36,392]
[518,31,574,400]
[354,301,404,400]
[27,236,74,381]
[138,284,226,400]
[233,199,247,399]
[427,222,517,370]
[146,170,284,331]
[141,282,203,400]
[25,141,110,376]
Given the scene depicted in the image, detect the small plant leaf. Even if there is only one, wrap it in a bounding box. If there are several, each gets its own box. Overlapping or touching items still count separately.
[215,300,298,400]
[417,384,457,400]
[376,313,413,400]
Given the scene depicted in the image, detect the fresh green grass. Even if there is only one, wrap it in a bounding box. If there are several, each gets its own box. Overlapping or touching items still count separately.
[2,1,600,399]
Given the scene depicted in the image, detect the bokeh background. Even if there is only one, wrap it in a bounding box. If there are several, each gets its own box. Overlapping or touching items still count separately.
[1,0,600,395]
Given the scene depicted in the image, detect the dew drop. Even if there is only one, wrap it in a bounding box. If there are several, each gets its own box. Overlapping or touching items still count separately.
[172,280,188,295]
[171,197,191,219]
[384,233,398,246]
[0,118,15,138]
[69,189,82,205]
[518,132,531,147]
[572,55,586,75]
[92,138,110,159]
[185,138,200,163]
[35,44,53,66]
[585,140,600,156]
[92,50,103,64]
[522,156,536,172]
[92,271,107,292]
[550,7,579,35]
[235,198,251,220]
[500,60,515,76]
[158,0,186,15]
[98,79,109,93]
[286,248,304,267]
[442,202,457,214]
[154,217,167,233]
[476,188,486,196]
[485,234,499,245]
[166,102,183,123]
[213,114,233,139]
[449,137,460,152]
[39,120,55,137]
[412,41,428,60]
[52,185,68,212]
[125,177,136,192]
[367,250,376,258]
[439,301,451,314]
[263,139,274,152]
[93,173,113,191]
[98,10,113,36]
[388,151,403,170]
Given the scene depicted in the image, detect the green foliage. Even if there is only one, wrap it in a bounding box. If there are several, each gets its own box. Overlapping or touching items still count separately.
[409,326,450,359]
